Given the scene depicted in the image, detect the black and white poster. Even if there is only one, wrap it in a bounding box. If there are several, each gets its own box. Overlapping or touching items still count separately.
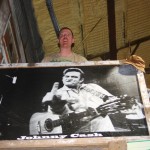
[0,63,149,140]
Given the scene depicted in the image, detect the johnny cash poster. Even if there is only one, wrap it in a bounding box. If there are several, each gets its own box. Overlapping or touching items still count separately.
[0,63,149,140]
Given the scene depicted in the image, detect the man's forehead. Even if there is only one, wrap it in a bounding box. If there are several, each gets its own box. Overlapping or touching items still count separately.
[59,29,73,35]
[65,71,81,75]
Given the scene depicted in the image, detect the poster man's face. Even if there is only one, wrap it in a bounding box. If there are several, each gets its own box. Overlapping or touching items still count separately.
[62,71,81,87]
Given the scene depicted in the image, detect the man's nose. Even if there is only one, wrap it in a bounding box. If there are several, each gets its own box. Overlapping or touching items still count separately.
[67,77,72,80]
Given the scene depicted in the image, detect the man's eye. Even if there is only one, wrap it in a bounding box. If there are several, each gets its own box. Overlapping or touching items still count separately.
[60,34,71,37]
[59,35,63,38]
[72,76,78,78]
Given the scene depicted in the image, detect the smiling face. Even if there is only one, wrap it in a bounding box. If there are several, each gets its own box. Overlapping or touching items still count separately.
[58,28,74,49]
[62,71,82,88]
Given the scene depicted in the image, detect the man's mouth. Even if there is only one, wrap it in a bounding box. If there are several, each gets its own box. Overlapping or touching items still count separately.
[66,81,72,83]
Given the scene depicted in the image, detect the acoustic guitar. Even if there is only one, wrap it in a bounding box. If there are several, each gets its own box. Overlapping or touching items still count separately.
[29,95,136,135]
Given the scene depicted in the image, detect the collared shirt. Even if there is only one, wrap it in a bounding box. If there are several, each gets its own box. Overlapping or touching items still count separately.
[56,84,113,108]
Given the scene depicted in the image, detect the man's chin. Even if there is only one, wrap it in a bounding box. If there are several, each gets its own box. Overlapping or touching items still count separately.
[66,84,76,88]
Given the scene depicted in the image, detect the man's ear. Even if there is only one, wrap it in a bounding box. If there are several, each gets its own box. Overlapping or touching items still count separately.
[58,43,60,47]
[79,78,84,83]
[71,38,75,47]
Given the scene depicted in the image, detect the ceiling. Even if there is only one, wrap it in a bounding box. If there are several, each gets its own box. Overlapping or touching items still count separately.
[32,0,150,63]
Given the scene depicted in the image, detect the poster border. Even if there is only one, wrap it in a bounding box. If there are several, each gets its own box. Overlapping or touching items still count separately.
[0,61,149,149]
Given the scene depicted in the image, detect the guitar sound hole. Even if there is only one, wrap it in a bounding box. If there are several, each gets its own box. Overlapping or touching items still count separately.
[44,118,53,132]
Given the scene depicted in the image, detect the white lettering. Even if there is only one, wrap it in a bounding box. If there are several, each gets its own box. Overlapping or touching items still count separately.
[17,136,26,140]
[17,133,103,140]
[59,135,68,139]
[93,133,103,137]
[70,133,103,138]
[41,136,51,139]
[17,134,68,140]
[78,134,87,137]
[32,136,43,139]
[70,134,79,138]
[26,136,33,140]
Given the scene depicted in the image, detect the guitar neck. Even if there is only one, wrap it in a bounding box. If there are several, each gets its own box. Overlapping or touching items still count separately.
[48,95,133,130]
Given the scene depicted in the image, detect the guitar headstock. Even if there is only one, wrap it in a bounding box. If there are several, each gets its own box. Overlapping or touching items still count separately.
[96,95,137,115]
[118,95,136,109]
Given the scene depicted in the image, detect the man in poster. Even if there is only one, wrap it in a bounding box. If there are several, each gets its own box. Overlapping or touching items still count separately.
[40,67,116,134]
[29,67,141,135]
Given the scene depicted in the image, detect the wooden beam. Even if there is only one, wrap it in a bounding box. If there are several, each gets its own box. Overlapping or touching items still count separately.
[107,0,117,60]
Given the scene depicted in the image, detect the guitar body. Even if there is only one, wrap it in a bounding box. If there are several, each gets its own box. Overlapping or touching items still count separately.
[29,112,62,135]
